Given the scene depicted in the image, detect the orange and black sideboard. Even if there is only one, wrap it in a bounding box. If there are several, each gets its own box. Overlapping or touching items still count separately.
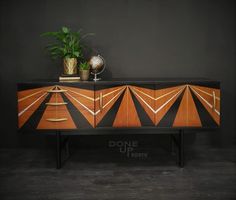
[17,78,220,168]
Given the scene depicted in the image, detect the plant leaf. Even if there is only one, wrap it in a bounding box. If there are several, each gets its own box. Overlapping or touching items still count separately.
[62,26,69,33]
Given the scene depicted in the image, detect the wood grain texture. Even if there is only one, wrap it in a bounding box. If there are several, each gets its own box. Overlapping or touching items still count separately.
[129,86,155,125]
[59,85,95,127]
[173,86,202,127]
[60,86,94,101]
[190,85,220,113]
[113,87,141,127]
[112,88,128,127]
[95,86,125,126]
[18,93,50,129]
[155,86,185,125]
[190,85,220,125]
[63,90,95,127]
[154,86,184,110]
[17,83,221,130]
[127,87,142,127]
[18,87,52,113]
[18,86,53,102]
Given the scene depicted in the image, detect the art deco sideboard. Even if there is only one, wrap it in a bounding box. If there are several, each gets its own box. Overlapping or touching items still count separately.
[17,78,220,168]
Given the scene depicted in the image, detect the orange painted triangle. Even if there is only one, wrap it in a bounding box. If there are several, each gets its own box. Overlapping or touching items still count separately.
[113,87,141,127]
[127,87,141,127]
[173,86,201,127]
[186,86,202,127]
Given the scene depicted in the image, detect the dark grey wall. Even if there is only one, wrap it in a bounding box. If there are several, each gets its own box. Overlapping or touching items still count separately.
[0,0,235,148]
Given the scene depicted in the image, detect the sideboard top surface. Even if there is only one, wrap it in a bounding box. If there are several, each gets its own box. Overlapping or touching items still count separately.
[18,77,220,85]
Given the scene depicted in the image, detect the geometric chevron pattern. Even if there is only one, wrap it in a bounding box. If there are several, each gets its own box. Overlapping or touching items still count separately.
[18,83,220,130]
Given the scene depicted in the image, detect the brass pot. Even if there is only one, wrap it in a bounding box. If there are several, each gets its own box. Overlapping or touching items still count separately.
[79,70,90,81]
[63,58,77,75]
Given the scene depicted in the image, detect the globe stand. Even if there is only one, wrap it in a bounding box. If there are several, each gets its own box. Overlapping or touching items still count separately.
[90,54,106,82]
[93,73,101,81]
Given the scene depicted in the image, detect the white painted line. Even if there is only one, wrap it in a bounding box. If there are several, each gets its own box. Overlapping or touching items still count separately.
[190,86,220,116]
[191,86,220,100]
[102,88,126,109]
[65,92,95,115]
[60,86,125,102]
[65,87,126,116]
[67,89,95,101]
[18,86,54,102]
[95,86,126,101]
[18,93,48,116]
[155,87,185,114]
[130,86,185,114]
[131,86,183,101]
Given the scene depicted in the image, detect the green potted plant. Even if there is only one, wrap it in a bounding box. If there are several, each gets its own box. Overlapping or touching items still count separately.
[41,26,91,76]
[79,61,90,81]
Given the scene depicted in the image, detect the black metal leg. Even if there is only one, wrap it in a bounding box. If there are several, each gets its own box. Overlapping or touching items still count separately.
[56,131,61,169]
[171,134,176,156]
[179,129,184,168]
[64,136,70,159]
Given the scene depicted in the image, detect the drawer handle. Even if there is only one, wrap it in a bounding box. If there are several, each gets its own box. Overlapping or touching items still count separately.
[47,89,67,93]
[212,91,216,110]
[46,102,67,106]
[46,118,68,122]
[99,92,103,110]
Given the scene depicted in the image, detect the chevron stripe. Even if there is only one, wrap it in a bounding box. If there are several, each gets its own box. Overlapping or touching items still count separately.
[129,86,185,114]
[131,86,183,101]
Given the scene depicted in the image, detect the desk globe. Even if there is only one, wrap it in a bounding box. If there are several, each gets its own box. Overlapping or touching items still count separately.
[89,55,105,81]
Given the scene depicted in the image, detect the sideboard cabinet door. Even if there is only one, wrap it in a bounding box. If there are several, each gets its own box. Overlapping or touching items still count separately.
[154,82,220,128]
[18,83,95,130]
[94,83,126,127]
[187,82,220,128]
[94,83,156,128]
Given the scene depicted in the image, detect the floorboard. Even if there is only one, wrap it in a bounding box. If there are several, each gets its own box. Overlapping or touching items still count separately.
[0,146,235,200]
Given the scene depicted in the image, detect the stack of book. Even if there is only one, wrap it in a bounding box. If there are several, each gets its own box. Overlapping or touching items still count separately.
[59,74,80,82]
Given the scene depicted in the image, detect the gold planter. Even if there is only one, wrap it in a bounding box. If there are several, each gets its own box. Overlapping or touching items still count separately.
[63,58,77,75]
[79,70,90,81]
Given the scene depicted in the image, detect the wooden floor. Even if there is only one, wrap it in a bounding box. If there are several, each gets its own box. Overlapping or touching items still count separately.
[0,146,235,200]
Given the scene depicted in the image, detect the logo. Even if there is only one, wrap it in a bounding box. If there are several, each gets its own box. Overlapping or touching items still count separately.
[108,140,148,159]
